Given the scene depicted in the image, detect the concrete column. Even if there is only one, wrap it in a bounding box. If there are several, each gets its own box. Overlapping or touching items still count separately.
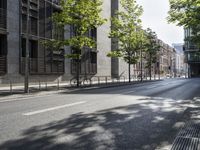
[96,0,112,77]
[6,0,21,79]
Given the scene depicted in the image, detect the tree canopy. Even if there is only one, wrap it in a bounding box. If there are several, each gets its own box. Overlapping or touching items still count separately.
[168,0,200,48]
[43,0,106,87]
[44,0,106,59]
[145,28,160,68]
[145,28,160,80]
[107,0,146,82]
[107,0,146,63]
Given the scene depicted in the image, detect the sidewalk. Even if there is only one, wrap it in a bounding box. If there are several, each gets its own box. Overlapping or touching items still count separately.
[0,78,162,100]
[171,97,200,150]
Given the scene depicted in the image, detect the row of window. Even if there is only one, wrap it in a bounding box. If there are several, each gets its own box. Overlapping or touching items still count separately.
[0,0,6,30]
[0,34,7,74]
[20,0,97,75]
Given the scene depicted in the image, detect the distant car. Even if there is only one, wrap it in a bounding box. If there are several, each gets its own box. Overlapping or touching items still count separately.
[166,74,171,78]
[137,74,145,79]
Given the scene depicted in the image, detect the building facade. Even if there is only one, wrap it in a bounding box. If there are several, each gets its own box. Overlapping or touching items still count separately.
[172,43,188,77]
[1,0,178,84]
[184,28,200,77]
[0,0,130,84]
[0,0,7,75]
[158,39,176,77]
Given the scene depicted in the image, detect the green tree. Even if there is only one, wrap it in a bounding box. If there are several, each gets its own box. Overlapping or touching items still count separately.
[145,28,160,80]
[107,0,146,82]
[168,0,200,48]
[44,0,106,87]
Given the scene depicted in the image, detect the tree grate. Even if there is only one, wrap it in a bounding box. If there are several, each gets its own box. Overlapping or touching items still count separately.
[171,121,200,150]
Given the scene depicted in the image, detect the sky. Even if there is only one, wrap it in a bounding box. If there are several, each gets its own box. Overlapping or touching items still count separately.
[137,0,184,46]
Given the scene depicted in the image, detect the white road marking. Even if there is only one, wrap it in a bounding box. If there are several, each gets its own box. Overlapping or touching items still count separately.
[121,90,135,94]
[23,101,87,116]
[146,86,158,89]
[0,95,52,103]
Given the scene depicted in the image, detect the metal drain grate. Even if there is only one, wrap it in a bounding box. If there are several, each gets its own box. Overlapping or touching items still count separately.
[171,121,200,150]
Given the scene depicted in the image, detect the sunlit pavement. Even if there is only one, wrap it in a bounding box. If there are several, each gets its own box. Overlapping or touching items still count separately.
[0,78,200,150]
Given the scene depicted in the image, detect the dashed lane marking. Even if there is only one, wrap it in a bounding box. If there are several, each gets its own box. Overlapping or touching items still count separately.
[121,90,136,94]
[0,95,53,103]
[23,101,87,116]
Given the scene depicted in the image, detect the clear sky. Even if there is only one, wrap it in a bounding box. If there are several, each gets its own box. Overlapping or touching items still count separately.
[137,0,184,46]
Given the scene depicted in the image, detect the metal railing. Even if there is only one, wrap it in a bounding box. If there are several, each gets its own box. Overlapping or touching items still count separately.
[0,74,162,95]
[71,60,97,75]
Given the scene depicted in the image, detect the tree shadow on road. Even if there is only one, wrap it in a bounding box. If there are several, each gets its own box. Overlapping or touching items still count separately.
[0,97,188,150]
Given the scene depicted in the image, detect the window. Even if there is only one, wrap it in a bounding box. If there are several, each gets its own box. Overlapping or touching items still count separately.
[21,38,26,57]
[0,35,6,56]
[45,2,52,38]
[22,14,27,33]
[90,51,97,64]
[30,17,38,35]
[29,40,38,58]
[21,38,38,58]
[39,0,45,37]
[90,28,97,40]
[0,0,6,9]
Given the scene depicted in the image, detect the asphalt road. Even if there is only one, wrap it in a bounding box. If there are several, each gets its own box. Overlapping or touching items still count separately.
[0,78,200,150]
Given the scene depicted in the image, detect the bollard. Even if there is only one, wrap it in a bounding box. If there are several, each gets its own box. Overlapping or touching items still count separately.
[39,80,41,90]
[90,79,92,86]
[45,81,47,90]
[98,77,100,85]
[10,80,12,94]
[105,77,107,84]
[57,79,60,90]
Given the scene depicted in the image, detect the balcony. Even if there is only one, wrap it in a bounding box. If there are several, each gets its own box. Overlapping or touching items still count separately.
[187,53,200,63]
[0,56,7,74]
[0,8,7,30]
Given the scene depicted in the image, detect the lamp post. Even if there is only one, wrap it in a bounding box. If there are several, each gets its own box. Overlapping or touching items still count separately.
[24,0,30,93]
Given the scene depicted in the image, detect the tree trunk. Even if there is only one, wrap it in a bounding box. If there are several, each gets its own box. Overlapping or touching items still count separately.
[128,62,131,83]
[76,59,80,87]
[140,49,143,82]
[150,55,152,81]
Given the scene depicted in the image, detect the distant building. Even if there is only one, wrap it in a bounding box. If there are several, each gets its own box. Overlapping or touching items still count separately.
[172,43,188,77]
[158,40,176,77]
[184,28,200,77]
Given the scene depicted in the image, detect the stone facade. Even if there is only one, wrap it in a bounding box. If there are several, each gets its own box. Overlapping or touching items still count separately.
[158,39,176,77]
[0,0,131,84]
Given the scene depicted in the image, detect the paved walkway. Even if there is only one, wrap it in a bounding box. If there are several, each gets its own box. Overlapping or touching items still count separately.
[171,97,200,150]
[0,78,163,97]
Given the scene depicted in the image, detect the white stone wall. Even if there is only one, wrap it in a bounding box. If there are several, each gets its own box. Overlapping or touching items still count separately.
[96,0,112,77]
[0,0,132,84]
[3,0,24,83]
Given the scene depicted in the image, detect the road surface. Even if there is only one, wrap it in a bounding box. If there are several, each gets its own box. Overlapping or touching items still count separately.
[0,78,200,150]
